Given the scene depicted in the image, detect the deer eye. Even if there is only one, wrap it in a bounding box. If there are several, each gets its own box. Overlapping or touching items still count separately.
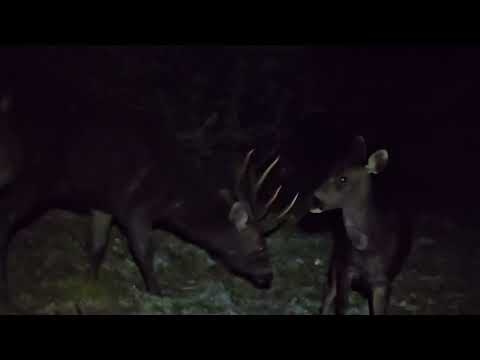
[338,176,347,184]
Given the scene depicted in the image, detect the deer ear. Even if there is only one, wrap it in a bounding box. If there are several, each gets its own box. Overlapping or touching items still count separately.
[0,95,12,113]
[219,188,235,206]
[228,201,250,231]
[347,135,367,165]
[366,149,389,174]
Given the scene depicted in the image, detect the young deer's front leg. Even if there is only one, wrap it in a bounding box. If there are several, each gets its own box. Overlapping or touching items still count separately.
[368,284,391,315]
[334,267,353,315]
[321,266,337,315]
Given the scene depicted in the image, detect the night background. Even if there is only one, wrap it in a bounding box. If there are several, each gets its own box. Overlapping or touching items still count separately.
[0,46,478,314]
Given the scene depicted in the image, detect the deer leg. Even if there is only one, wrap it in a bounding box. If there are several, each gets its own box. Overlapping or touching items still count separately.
[320,266,336,315]
[321,284,336,315]
[0,219,13,305]
[89,209,113,280]
[0,181,43,305]
[335,268,353,315]
[124,209,162,296]
[368,283,390,315]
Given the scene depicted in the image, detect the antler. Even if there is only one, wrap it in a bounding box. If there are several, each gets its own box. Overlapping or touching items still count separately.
[234,149,299,234]
[234,148,255,207]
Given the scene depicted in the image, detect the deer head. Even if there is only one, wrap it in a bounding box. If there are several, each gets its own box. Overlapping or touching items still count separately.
[310,136,389,213]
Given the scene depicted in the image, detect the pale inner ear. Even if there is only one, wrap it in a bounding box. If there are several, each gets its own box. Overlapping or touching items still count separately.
[366,149,389,174]
[229,201,249,231]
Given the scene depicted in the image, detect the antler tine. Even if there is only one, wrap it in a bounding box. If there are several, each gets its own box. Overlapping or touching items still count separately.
[275,192,299,220]
[234,149,255,201]
[257,185,282,220]
[254,156,280,196]
[264,185,282,212]
[258,192,300,235]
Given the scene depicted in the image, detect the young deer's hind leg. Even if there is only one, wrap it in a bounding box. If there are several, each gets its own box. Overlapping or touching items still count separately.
[321,267,337,315]
[89,209,113,280]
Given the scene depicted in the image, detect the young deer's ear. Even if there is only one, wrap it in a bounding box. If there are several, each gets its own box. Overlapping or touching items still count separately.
[347,135,367,166]
[219,188,235,206]
[228,201,250,231]
[366,149,389,174]
[0,95,12,113]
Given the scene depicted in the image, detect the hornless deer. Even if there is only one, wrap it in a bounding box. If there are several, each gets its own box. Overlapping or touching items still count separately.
[310,136,413,315]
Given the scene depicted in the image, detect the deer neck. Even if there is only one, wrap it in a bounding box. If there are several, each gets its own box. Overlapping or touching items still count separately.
[342,180,376,250]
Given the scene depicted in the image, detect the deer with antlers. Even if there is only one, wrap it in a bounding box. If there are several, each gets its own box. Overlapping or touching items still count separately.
[0,100,299,302]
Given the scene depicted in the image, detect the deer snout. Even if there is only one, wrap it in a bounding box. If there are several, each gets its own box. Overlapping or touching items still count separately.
[250,271,273,289]
[310,196,325,213]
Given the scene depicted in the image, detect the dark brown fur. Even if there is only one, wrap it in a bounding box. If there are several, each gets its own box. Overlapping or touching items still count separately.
[0,101,289,303]
[311,136,413,315]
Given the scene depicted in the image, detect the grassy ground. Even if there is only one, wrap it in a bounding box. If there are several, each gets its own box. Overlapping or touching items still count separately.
[0,209,478,315]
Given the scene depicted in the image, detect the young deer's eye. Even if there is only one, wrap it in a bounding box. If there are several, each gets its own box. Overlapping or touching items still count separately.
[338,176,347,184]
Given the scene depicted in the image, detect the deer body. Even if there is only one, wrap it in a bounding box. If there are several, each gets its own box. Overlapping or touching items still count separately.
[311,136,413,315]
[0,98,298,304]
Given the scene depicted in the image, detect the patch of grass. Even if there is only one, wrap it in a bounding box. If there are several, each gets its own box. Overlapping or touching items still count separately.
[3,209,478,315]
